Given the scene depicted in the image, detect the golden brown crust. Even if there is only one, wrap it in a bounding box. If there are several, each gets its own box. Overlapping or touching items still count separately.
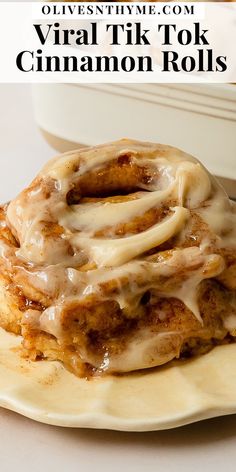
[18,279,231,377]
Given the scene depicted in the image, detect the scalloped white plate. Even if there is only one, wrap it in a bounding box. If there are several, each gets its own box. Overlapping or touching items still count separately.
[0,327,236,431]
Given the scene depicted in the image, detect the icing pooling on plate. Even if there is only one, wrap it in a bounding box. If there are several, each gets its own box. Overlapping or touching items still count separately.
[3,139,236,372]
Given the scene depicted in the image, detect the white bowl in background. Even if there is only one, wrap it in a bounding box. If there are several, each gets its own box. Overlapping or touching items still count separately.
[32,83,236,196]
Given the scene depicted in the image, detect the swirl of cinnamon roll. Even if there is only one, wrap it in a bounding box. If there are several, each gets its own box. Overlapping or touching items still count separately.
[0,139,236,377]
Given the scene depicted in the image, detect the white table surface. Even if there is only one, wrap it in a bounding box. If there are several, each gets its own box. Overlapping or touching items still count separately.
[0,84,236,472]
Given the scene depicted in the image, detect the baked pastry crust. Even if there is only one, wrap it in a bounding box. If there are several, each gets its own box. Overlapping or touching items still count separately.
[0,139,236,377]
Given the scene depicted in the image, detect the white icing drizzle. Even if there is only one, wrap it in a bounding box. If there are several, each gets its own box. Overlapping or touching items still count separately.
[224,315,236,332]
[197,188,236,248]
[176,161,212,208]
[71,207,189,268]
[2,139,236,372]
[96,330,183,373]
[59,186,174,233]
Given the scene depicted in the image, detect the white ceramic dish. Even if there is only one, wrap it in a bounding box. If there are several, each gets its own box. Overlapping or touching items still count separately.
[32,83,236,183]
[1,327,236,431]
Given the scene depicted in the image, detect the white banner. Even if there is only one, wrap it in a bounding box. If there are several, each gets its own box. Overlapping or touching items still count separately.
[32,2,206,20]
[0,2,235,83]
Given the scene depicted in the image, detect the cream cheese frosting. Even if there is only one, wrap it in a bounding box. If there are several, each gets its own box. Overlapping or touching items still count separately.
[2,139,236,373]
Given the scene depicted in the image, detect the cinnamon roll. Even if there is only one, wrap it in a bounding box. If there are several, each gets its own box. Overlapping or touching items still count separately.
[0,139,236,377]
